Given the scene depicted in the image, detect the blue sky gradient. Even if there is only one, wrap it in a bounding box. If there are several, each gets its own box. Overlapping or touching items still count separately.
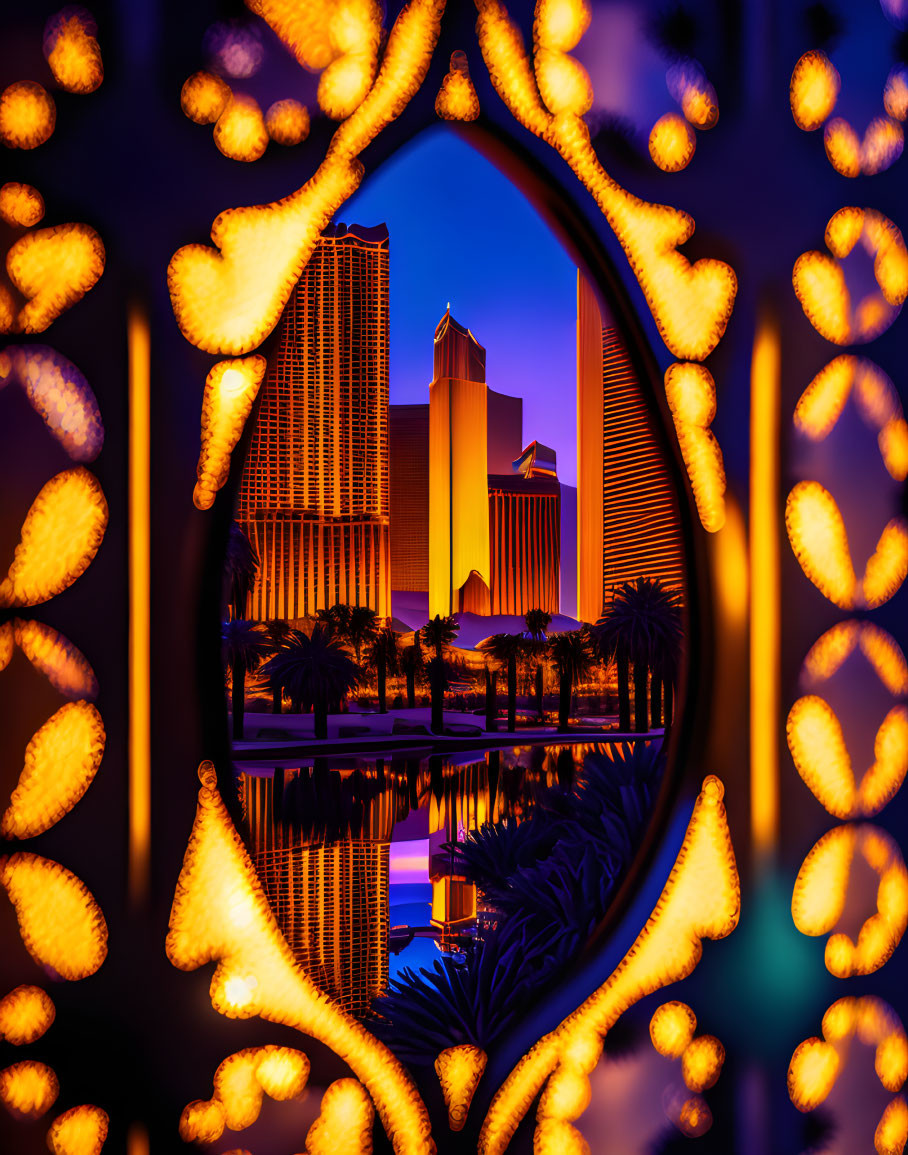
[340,128,579,485]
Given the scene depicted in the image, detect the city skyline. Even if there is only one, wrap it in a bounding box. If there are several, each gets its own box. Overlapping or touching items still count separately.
[234,220,685,627]
[340,128,579,487]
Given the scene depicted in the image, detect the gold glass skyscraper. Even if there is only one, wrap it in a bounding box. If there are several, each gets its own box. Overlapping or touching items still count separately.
[237,223,391,620]
[429,310,491,616]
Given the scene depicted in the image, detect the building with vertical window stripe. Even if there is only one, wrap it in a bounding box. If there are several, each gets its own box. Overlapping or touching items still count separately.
[487,471,561,615]
[390,385,520,600]
[237,223,390,620]
[577,272,684,622]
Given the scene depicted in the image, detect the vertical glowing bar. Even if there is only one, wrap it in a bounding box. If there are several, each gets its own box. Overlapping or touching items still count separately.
[128,1123,149,1155]
[129,303,151,908]
[750,309,781,863]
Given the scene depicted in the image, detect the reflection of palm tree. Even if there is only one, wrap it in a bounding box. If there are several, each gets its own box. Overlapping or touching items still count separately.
[478,633,525,732]
[548,630,594,731]
[367,627,400,713]
[259,625,361,739]
[399,640,423,709]
[421,615,459,734]
[223,521,258,618]
[221,620,269,739]
[593,578,682,733]
[262,619,294,713]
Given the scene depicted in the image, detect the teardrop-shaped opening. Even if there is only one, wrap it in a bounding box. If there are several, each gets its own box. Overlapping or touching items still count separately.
[218,125,694,1067]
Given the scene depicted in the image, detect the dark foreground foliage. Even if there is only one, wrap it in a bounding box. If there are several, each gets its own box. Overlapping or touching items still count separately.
[372,741,665,1064]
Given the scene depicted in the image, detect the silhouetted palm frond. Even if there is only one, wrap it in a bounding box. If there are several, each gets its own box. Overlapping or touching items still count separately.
[421,614,460,658]
[372,911,580,1063]
[223,522,259,617]
[445,817,562,893]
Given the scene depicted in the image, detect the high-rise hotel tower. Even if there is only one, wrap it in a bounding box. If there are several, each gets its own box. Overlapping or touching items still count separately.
[429,310,492,616]
[237,223,391,620]
[577,272,684,621]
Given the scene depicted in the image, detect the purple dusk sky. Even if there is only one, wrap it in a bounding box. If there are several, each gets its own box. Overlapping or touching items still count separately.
[339,127,579,487]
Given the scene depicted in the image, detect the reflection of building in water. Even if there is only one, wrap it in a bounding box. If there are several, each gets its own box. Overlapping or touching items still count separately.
[239,748,605,993]
[576,272,685,622]
[237,223,390,621]
[427,756,491,947]
[242,769,392,1018]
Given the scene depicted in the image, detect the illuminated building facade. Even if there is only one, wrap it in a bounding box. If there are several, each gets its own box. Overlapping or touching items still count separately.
[237,223,391,620]
[429,310,491,616]
[488,468,561,616]
[391,386,520,600]
[389,403,429,593]
[577,272,684,621]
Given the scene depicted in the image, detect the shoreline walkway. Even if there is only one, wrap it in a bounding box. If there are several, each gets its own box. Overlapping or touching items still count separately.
[232,707,665,763]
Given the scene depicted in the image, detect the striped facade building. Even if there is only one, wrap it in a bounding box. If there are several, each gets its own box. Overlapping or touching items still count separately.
[237,223,391,621]
[577,272,684,621]
[243,769,392,1018]
[488,473,561,615]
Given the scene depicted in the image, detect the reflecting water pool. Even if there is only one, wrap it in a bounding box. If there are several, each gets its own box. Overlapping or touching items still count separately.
[238,738,664,1066]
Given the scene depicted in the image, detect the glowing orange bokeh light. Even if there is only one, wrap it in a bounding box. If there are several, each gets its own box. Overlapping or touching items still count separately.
[7,222,105,334]
[1,854,108,980]
[0,81,56,150]
[0,468,108,610]
[44,8,104,95]
[0,182,45,228]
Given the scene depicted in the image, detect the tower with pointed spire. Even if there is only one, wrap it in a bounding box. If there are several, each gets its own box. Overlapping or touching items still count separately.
[429,309,491,616]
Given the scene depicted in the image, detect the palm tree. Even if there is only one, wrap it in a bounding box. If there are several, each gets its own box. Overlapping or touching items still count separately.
[524,609,552,720]
[591,612,630,733]
[221,620,270,740]
[593,578,682,733]
[478,633,525,733]
[485,665,498,732]
[259,625,361,739]
[549,630,595,731]
[524,608,552,640]
[316,603,352,640]
[399,639,423,709]
[421,615,459,734]
[368,627,400,713]
[346,605,380,664]
[262,619,294,713]
[651,639,681,729]
[223,522,258,618]
[426,655,449,734]
[421,614,460,660]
